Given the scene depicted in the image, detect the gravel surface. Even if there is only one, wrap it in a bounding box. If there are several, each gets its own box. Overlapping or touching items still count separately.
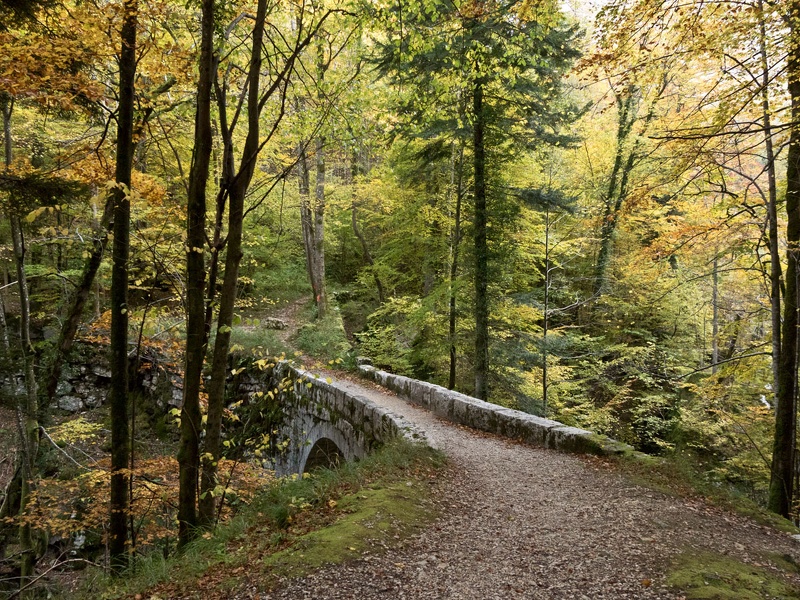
[259,372,800,599]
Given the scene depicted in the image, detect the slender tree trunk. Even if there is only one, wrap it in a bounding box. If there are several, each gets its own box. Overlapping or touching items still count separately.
[473,79,489,401]
[109,0,137,569]
[299,146,318,301]
[768,0,800,518]
[759,0,782,400]
[542,207,551,416]
[200,0,266,527]
[4,88,40,596]
[593,79,664,296]
[448,142,464,390]
[10,214,39,595]
[178,0,215,546]
[0,96,11,351]
[711,254,719,375]
[312,37,328,317]
[313,133,327,318]
[594,88,636,296]
[44,197,113,409]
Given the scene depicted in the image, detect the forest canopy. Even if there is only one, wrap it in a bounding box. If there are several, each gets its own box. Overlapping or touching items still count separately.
[0,0,798,591]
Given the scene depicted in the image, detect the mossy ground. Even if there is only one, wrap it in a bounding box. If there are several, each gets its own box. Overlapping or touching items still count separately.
[260,481,431,579]
[667,550,800,599]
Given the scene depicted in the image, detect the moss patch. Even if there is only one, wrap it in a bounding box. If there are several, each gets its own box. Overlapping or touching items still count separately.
[261,481,432,580]
[667,550,800,599]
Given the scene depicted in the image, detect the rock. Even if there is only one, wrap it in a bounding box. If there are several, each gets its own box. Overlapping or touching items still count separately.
[56,380,73,396]
[263,317,288,330]
[58,396,84,412]
[83,394,103,409]
[92,365,111,379]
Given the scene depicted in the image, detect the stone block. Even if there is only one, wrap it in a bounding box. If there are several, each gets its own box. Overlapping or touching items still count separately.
[58,396,83,412]
[429,387,456,419]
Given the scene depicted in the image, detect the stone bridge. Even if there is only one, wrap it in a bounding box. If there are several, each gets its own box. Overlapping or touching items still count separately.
[255,360,633,476]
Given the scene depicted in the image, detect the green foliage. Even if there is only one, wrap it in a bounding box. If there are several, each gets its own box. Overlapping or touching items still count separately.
[227,325,289,359]
[293,309,351,362]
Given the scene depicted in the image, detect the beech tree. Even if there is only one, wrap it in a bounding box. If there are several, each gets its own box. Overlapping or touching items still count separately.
[109,0,138,569]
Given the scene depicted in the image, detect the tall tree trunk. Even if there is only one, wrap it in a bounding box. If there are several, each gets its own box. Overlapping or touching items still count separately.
[593,78,664,296]
[4,88,40,596]
[473,79,489,401]
[299,146,318,301]
[10,213,39,595]
[178,0,215,546]
[200,0,266,527]
[768,0,800,518]
[759,0,782,400]
[109,0,137,569]
[313,133,327,318]
[448,142,464,390]
[542,207,551,416]
[594,87,637,295]
[711,254,719,375]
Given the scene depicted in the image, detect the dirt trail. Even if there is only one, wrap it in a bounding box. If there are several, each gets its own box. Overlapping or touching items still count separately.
[259,370,800,600]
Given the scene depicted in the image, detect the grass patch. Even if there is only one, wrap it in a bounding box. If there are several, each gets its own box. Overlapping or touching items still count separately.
[228,325,290,357]
[74,438,444,599]
[667,550,800,599]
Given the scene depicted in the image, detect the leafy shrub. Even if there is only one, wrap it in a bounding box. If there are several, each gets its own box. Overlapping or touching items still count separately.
[293,310,351,362]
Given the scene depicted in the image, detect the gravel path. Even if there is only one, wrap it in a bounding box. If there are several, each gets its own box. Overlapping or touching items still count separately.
[259,372,800,599]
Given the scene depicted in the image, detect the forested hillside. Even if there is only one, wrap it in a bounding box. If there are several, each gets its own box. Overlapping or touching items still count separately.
[0,0,798,594]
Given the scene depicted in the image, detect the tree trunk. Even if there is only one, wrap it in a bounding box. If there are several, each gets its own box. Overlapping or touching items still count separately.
[448,142,464,390]
[313,133,327,318]
[473,79,489,401]
[10,213,39,595]
[758,0,782,401]
[768,0,800,518]
[44,196,113,409]
[109,0,137,569]
[200,0,266,527]
[711,254,719,374]
[594,87,637,295]
[542,207,551,416]
[299,146,318,301]
[178,0,215,546]
[4,86,40,596]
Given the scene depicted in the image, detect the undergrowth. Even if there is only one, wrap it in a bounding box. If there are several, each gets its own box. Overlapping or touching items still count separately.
[72,438,444,599]
[293,307,351,363]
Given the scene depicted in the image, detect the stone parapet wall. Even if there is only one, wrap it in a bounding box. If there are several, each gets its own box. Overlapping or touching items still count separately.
[357,364,635,457]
